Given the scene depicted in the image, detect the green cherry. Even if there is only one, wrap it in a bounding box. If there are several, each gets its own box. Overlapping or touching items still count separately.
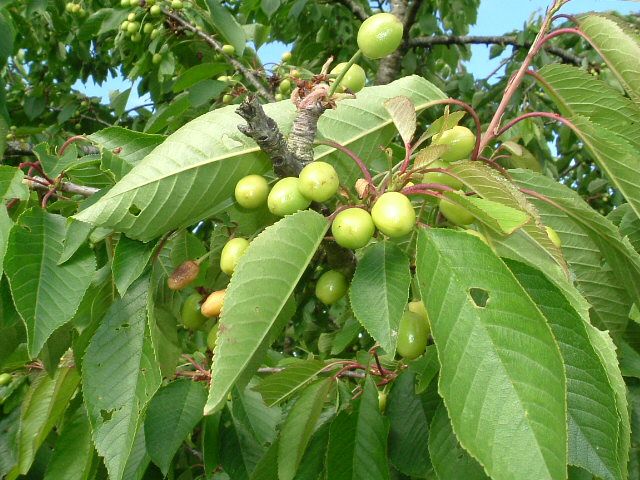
[431,126,476,163]
[396,311,429,360]
[298,161,340,202]
[267,177,312,216]
[330,62,366,93]
[331,208,375,250]
[315,270,348,305]
[357,12,404,59]
[438,197,474,226]
[220,237,250,276]
[234,174,269,209]
[181,293,207,330]
[371,192,416,237]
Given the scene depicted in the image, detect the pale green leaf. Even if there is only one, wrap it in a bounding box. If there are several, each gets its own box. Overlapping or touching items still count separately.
[349,241,411,355]
[58,218,93,265]
[83,277,162,480]
[231,381,281,447]
[278,378,333,480]
[112,235,156,296]
[44,406,94,480]
[90,126,166,167]
[4,208,95,357]
[508,259,625,480]
[383,96,416,145]
[442,190,530,235]
[254,359,326,407]
[416,228,567,480]
[0,166,28,201]
[205,210,328,415]
[205,0,246,55]
[429,403,489,480]
[145,379,207,475]
[75,76,445,241]
[326,376,389,480]
[578,14,640,105]
[0,206,12,273]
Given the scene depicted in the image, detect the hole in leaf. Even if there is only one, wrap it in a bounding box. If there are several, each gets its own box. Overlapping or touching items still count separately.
[128,205,141,216]
[469,288,489,308]
[100,409,113,422]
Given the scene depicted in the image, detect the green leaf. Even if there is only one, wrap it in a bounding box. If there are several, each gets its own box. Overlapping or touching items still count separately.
[0,408,20,478]
[205,0,246,55]
[75,76,445,241]
[205,210,327,414]
[89,127,166,170]
[326,376,390,480]
[415,228,567,480]
[173,63,227,93]
[0,206,12,274]
[220,407,264,479]
[507,259,625,480]
[577,14,640,105]
[231,381,281,447]
[278,378,332,480]
[4,208,95,357]
[449,161,566,275]
[386,371,432,476]
[44,406,94,480]
[429,403,489,480]
[0,165,28,201]
[15,366,80,476]
[537,64,640,152]
[500,141,542,172]
[58,219,93,265]
[411,344,439,394]
[349,241,411,355]
[441,190,530,235]
[0,12,16,68]
[511,169,640,335]
[145,379,207,475]
[112,235,156,296]
[384,96,416,145]
[254,359,326,406]
[82,277,162,480]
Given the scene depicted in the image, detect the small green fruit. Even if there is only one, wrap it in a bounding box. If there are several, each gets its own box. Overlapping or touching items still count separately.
[127,21,139,33]
[357,12,403,59]
[438,197,474,226]
[371,192,416,237]
[121,20,130,31]
[65,2,74,12]
[150,28,160,39]
[330,62,366,93]
[220,237,250,276]
[234,174,269,209]
[152,53,162,64]
[421,160,463,190]
[274,93,284,101]
[281,51,292,62]
[315,270,348,305]
[120,0,130,6]
[127,12,136,21]
[279,78,291,93]
[378,391,387,412]
[171,0,183,9]
[331,208,375,250]
[202,289,225,318]
[143,23,154,34]
[150,4,161,15]
[297,161,340,202]
[397,311,429,359]
[181,293,207,330]
[222,44,235,55]
[431,126,476,163]
[267,177,312,216]
[0,373,11,386]
[130,32,142,42]
[222,94,233,104]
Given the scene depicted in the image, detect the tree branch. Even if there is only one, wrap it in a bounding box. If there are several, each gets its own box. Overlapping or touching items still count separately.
[235,96,306,177]
[333,0,369,22]
[162,9,275,102]
[24,175,100,197]
[409,34,584,66]
[3,140,99,159]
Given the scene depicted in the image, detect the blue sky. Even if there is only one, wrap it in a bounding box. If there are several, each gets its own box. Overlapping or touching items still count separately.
[75,0,638,109]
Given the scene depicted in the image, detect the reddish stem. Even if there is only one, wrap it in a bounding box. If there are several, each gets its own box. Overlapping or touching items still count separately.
[494,111,576,138]
[316,139,374,186]
[20,161,52,182]
[400,187,442,198]
[399,142,413,174]
[541,27,585,44]
[59,135,88,156]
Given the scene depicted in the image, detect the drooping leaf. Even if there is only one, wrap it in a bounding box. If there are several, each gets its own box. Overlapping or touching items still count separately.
[326,376,390,480]
[82,277,162,480]
[145,379,207,475]
[4,208,95,357]
[577,14,640,104]
[415,228,567,480]
[112,235,156,296]
[349,241,411,355]
[429,403,489,480]
[205,210,328,415]
[507,259,626,480]
[231,381,281,447]
[386,371,431,476]
[0,165,28,201]
[254,359,326,407]
[220,407,264,480]
[75,76,445,241]
[89,126,166,168]
[205,0,247,55]
[383,96,416,145]
[278,378,333,480]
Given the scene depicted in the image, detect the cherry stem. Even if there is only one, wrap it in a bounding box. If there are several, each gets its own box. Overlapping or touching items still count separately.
[399,142,414,174]
[315,139,374,186]
[479,0,571,154]
[327,49,362,97]
[327,204,368,221]
[494,111,577,138]
[196,250,212,265]
[59,135,88,156]
[400,187,443,198]
[19,161,52,182]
